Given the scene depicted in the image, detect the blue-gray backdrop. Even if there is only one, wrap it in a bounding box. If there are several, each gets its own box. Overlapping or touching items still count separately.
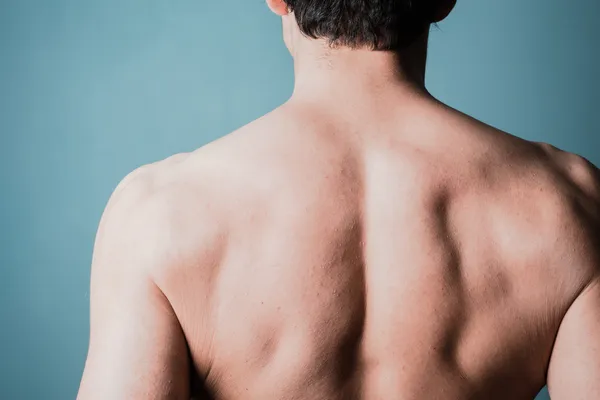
[1,0,598,399]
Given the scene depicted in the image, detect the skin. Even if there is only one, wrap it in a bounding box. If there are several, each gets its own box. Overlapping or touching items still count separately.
[78,1,600,399]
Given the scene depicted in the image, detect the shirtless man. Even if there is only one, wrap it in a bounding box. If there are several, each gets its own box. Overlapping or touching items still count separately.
[77,0,600,399]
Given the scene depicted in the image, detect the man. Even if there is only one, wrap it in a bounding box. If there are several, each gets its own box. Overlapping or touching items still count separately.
[77,0,600,399]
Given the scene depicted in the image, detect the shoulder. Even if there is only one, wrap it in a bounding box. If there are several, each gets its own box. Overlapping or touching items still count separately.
[100,152,189,214]
[535,143,600,235]
[537,142,600,204]
[99,153,190,236]
[94,152,224,277]
[534,142,600,277]
[485,139,599,284]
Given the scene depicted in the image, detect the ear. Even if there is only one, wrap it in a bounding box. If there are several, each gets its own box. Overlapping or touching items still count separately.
[431,0,456,23]
[266,0,290,16]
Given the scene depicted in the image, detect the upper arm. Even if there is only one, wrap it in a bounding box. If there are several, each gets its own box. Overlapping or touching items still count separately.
[547,277,600,399]
[547,152,600,399]
[77,167,191,400]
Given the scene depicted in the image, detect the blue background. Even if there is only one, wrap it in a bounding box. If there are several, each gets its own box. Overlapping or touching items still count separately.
[1,0,598,398]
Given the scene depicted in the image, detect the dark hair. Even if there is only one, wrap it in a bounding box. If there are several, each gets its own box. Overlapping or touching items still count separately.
[284,0,440,50]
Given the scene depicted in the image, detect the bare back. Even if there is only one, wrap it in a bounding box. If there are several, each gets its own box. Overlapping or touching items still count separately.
[80,96,600,400]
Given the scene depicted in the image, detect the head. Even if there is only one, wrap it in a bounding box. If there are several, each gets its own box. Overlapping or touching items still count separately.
[266,0,456,54]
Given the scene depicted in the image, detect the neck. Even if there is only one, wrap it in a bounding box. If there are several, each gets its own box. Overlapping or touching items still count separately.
[289,33,432,110]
